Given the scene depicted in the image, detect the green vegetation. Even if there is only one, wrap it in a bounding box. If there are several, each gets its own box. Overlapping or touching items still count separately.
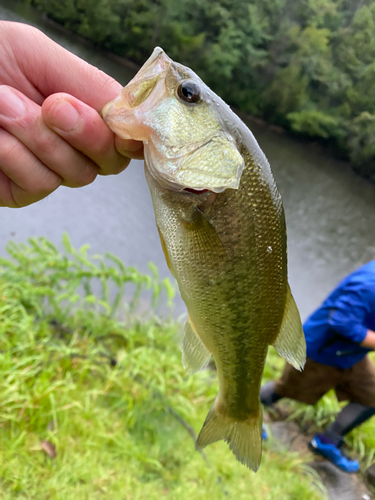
[31,0,375,180]
[0,236,324,499]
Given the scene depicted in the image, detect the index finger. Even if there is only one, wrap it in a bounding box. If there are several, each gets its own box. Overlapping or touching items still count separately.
[2,21,123,109]
[42,93,133,175]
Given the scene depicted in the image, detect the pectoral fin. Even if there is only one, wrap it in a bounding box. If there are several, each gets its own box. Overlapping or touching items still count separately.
[157,226,176,279]
[182,316,211,374]
[272,285,306,371]
[178,207,225,263]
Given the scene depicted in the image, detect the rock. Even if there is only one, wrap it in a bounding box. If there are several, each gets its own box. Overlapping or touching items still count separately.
[265,420,373,500]
[309,461,369,500]
[266,421,310,456]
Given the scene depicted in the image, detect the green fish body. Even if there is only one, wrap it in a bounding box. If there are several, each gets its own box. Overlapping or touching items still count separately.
[102,48,306,471]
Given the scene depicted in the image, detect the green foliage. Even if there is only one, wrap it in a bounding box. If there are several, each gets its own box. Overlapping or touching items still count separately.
[348,112,375,181]
[0,236,323,499]
[0,233,172,321]
[287,109,344,140]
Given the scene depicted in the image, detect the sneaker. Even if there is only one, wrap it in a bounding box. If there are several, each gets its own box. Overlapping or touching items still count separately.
[309,435,359,473]
[262,425,268,440]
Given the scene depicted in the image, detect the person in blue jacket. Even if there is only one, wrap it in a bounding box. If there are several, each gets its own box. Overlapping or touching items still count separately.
[261,260,375,473]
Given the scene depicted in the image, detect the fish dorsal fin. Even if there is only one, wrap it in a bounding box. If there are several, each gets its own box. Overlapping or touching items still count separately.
[182,316,211,374]
[272,285,306,371]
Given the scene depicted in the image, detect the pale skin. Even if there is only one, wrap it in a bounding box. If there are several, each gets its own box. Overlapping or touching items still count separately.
[0,21,143,208]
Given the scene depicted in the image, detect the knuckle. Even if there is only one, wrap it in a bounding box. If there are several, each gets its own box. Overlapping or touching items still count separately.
[35,172,62,196]
[0,168,16,208]
[0,128,62,202]
[67,160,98,188]
[34,116,60,154]
[93,68,119,99]
[86,138,107,158]
[0,136,19,162]
[76,166,98,187]
[18,167,62,198]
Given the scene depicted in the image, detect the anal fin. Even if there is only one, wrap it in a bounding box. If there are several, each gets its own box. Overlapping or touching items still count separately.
[272,285,306,371]
[182,316,211,374]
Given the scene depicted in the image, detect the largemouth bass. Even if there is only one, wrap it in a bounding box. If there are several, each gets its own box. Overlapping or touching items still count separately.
[102,48,306,472]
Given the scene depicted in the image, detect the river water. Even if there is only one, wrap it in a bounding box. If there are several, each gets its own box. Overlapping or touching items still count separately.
[1,0,375,320]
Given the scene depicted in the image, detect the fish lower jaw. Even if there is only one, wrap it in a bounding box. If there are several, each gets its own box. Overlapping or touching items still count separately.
[183,187,211,195]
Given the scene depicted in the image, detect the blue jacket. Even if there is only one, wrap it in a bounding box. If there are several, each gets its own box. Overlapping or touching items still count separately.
[304,260,375,369]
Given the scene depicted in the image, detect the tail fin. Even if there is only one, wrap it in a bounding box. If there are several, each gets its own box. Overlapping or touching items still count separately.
[196,399,262,472]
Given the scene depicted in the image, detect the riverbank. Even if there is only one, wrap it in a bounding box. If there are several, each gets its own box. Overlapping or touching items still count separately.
[30,0,375,182]
[42,14,290,138]
[0,237,324,500]
[0,236,374,500]
[1,2,375,496]
[264,408,374,500]
[34,11,359,181]
[2,0,375,324]
[41,13,141,72]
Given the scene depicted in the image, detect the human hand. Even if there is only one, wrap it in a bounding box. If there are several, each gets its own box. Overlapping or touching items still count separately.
[360,329,375,350]
[0,21,143,208]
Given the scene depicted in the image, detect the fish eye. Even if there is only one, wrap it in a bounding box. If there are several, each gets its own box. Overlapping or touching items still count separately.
[177,80,201,104]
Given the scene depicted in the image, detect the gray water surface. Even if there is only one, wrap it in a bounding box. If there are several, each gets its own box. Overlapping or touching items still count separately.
[1,0,375,320]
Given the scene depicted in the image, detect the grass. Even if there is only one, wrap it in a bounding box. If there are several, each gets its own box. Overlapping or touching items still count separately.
[0,236,325,499]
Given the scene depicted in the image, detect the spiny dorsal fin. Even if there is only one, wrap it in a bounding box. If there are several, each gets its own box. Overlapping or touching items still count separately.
[272,285,306,371]
[182,316,211,374]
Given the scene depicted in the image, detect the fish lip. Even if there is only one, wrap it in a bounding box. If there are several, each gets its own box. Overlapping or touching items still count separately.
[101,47,172,126]
[135,47,171,78]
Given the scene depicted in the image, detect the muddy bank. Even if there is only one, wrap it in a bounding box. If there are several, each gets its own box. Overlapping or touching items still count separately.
[264,413,374,500]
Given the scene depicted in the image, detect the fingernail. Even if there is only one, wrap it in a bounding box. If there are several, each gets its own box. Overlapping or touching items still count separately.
[0,86,25,119]
[49,100,80,132]
[123,140,144,152]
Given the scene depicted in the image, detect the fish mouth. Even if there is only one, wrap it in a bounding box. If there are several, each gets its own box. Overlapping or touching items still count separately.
[183,188,210,195]
[132,47,171,82]
[120,48,171,109]
[101,47,172,139]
